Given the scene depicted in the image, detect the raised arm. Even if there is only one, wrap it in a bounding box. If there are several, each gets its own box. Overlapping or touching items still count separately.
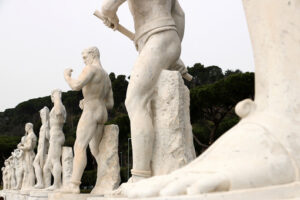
[64,66,95,91]
[101,0,126,29]
[101,0,126,17]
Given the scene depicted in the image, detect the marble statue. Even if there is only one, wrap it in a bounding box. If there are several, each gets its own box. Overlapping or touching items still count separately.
[101,0,185,183]
[33,106,50,189]
[12,149,24,190]
[43,89,66,190]
[60,46,114,194]
[1,167,5,190]
[8,156,16,189]
[3,160,9,190]
[19,123,37,190]
[104,0,300,198]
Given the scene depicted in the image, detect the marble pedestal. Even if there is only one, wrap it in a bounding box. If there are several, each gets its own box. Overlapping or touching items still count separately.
[28,190,51,200]
[48,192,103,200]
[86,182,300,200]
[0,190,28,200]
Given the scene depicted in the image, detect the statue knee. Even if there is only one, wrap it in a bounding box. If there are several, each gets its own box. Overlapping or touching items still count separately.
[74,142,87,154]
[125,95,148,116]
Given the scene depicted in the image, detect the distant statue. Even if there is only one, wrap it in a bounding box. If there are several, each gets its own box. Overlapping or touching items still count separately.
[9,155,16,189]
[1,167,6,190]
[33,106,50,189]
[12,148,24,190]
[60,46,114,193]
[3,160,9,189]
[19,123,37,190]
[43,89,66,190]
[100,0,184,183]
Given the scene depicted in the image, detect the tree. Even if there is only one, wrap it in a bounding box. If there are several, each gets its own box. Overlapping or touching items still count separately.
[191,72,254,145]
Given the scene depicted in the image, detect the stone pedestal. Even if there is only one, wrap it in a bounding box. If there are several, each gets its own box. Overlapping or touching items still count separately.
[92,125,121,195]
[151,70,196,175]
[28,190,50,200]
[62,146,73,186]
[48,192,100,200]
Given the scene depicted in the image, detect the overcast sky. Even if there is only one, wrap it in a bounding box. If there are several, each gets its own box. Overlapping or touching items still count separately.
[0,0,254,111]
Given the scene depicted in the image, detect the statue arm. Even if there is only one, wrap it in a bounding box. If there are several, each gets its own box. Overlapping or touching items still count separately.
[106,87,114,110]
[171,0,185,41]
[64,66,95,91]
[19,139,32,150]
[101,0,126,17]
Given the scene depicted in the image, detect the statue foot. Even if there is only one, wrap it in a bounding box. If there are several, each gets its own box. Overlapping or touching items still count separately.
[57,182,80,194]
[45,184,60,191]
[121,106,300,197]
[34,183,44,189]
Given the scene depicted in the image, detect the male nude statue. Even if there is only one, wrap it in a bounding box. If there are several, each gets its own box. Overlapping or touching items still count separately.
[43,90,66,190]
[33,106,50,189]
[101,0,183,182]
[60,46,114,193]
[19,123,37,190]
[12,148,24,190]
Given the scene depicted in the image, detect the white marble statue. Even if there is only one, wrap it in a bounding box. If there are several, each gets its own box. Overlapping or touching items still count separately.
[60,46,114,194]
[1,167,6,190]
[100,0,185,183]
[3,160,9,190]
[104,0,300,198]
[12,148,24,190]
[8,156,16,189]
[33,106,50,189]
[43,89,66,190]
[19,123,37,190]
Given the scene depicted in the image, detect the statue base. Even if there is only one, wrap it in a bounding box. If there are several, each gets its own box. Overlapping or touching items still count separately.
[28,190,51,200]
[86,182,300,200]
[48,192,103,200]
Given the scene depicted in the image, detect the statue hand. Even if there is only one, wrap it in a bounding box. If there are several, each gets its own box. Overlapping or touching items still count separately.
[79,99,84,110]
[103,14,119,31]
[64,68,73,78]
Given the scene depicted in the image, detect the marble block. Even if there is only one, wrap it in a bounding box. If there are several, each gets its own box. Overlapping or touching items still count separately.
[62,146,73,186]
[151,70,196,175]
[48,192,100,200]
[28,190,51,200]
[92,125,121,194]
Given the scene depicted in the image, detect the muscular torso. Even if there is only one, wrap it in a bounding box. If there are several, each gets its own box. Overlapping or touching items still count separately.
[82,65,111,124]
[49,107,66,144]
[128,0,174,32]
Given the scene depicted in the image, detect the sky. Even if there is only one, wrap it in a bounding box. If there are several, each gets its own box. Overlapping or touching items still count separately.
[0,0,254,112]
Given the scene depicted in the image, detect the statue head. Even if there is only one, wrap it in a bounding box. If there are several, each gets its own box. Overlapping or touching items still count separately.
[40,106,50,124]
[51,89,62,103]
[25,122,33,133]
[82,46,100,65]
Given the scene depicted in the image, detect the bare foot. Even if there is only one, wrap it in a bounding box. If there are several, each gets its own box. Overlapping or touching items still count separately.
[57,182,80,194]
[121,100,300,198]
[45,184,60,191]
[34,183,44,189]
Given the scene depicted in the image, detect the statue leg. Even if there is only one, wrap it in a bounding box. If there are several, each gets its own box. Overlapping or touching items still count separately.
[50,143,63,190]
[89,124,104,193]
[43,157,52,188]
[125,30,181,182]
[34,155,44,188]
[59,112,99,193]
[121,0,300,198]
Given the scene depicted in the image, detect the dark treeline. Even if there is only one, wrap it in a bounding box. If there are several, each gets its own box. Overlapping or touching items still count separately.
[0,63,254,186]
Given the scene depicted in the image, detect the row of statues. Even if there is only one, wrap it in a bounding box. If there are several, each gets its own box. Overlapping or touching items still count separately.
[2,90,67,191]
[2,0,300,199]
